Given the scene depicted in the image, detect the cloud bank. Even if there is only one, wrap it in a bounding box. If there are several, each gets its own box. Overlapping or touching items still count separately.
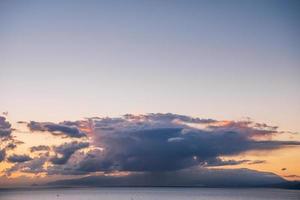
[2,113,300,186]
[60,113,296,174]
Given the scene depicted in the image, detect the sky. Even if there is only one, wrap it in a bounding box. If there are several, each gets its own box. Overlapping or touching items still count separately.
[0,0,300,187]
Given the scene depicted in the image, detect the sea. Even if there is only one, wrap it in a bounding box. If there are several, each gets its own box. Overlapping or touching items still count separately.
[0,187,299,200]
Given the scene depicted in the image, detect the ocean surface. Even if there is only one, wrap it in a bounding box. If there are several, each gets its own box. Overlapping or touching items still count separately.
[0,187,299,200]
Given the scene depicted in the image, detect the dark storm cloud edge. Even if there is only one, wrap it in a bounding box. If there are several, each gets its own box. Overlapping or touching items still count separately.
[2,113,300,188]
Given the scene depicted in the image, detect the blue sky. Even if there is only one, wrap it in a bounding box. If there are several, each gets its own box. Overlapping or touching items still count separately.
[0,0,299,132]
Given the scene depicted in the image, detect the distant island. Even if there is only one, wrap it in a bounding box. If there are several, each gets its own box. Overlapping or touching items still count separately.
[46,169,300,190]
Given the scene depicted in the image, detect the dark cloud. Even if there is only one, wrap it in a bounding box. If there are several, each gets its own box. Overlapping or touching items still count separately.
[282,168,287,171]
[31,113,298,176]
[50,141,89,165]
[247,160,266,165]
[7,113,300,181]
[28,121,86,138]
[17,121,27,124]
[5,142,89,175]
[14,140,25,145]
[0,116,12,139]
[30,145,50,152]
[5,143,17,150]
[2,112,8,116]
[7,154,32,163]
[76,114,299,173]
[0,116,15,162]
[5,153,48,175]
[0,149,6,162]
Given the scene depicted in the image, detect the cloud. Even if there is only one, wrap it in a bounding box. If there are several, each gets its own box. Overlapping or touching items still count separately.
[247,160,266,165]
[6,113,300,179]
[5,143,17,150]
[50,141,89,165]
[2,112,8,116]
[0,149,6,162]
[30,145,50,152]
[202,157,250,167]
[203,158,266,166]
[7,154,32,163]
[5,153,48,175]
[0,116,12,139]
[28,121,87,138]
[124,113,217,124]
[5,142,89,175]
[73,113,298,173]
[0,116,15,162]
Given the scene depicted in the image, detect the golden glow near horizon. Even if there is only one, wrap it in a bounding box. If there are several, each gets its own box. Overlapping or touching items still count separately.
[212,147,300,181]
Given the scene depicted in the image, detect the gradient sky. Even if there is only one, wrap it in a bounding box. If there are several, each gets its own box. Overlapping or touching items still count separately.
[0,0,300,187]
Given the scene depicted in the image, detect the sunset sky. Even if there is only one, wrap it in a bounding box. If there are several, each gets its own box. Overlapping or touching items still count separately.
[0,0,299,187]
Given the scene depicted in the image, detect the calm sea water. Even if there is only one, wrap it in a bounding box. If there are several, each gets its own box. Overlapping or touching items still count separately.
[0,187,299,200]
